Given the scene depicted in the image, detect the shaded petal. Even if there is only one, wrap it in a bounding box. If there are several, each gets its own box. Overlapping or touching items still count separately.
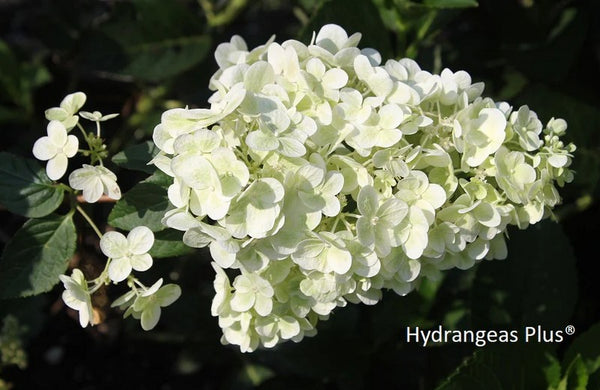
[130,253,153,272]
[47,120,68,146]
[32,137,57,161]
[64,135,79,157]
[108,257,133,282]
[127,226,154,255]
[82,177,104,203]
[156,284,182,307]
[230,291,255,312]
[100,231,129,258]
[46,154,68,180]
[140,304,161,331]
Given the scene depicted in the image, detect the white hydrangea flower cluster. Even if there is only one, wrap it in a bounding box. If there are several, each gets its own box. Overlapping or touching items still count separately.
[60,226,181,330]
[32,91,123,203]
[151,24,575,352]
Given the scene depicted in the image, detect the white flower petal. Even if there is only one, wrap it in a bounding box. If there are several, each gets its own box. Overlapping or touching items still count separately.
[46,154,68,180]
[32,137,57,161]
[108,256,133,282]
[47,120,68,146]
[127,226,154,255]
[100,231,129,258]
[130,253,153,272]
[64,135,79,157]
[141,304,161,331]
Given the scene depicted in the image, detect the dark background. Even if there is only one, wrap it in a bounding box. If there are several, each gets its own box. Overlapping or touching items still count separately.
[1,0,599,389]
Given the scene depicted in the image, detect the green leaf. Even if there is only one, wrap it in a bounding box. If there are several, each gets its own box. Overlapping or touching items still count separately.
[100,0,211,82]
[436,343,558,390]
[108,172,172,232]
[424,0,478,8]
[471,220,577,329]
[551,355,589,390]
[122,36,211,82]
[111,141,159,173]
[564,322,600,377]
[0,214,77,299]
[149,229,194,258]
[0,152,65,218]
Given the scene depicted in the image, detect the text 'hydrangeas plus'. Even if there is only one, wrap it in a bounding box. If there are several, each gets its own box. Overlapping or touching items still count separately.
[150,24,575,352]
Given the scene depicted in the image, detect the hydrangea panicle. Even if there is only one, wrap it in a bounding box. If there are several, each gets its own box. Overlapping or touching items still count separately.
[149,24,575,352]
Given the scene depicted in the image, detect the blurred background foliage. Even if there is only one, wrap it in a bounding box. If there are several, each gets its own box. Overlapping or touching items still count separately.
[0,0,599,388]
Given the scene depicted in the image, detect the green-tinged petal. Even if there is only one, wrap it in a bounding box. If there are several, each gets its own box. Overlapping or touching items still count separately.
[244,61,275,92]
[32,137,57,161]
[156,284,182,307]
[46,154,68,180]
[294,238,326,259]
[473,203,501,228]
[100,231,129,258]
[230,291,255,312]
[298,191,325,211]
[45,107,68,121]
[357,185,378,217]
[47,121,68,146]
[322,68,348,90]
[321,171,344,196]
[108,257,133,282]
[378,198,408,227]
[127,226,154,255]
[422,183,447,209]
[279,316,301,339]
[82,177,103,203]
[514,163,536,185]
[327,245,352,274]
[278,137,306,157]
[357,217,375,247]
[64,135,79,158]
[379,104,404,129]
[130,253,153,272]
[253,294,273,317]
[403,229,427,260]
[140,304,161,331]
[60,92,87,114]
[172,154,219,190]
[246,130,279,151]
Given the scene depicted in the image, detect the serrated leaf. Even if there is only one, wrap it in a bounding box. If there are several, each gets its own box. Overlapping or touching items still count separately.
[0,152,65,218]
[471,220,577,329]
[424,0,478,8]
[149,229,193,258]
[0,214,76,299]
[108,172,173,232]
[111,141,159,173]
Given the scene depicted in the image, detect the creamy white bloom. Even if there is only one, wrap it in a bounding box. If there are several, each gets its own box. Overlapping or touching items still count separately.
[45,92,86,130]
[32,120,78,180]
[130,280,181,330]
[69,164,121,203]
[59,269,94,327]
[100,226,155,282]
[148,23,575,353]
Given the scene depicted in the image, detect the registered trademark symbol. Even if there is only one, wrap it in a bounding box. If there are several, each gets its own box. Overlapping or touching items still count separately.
[565,325,576,335]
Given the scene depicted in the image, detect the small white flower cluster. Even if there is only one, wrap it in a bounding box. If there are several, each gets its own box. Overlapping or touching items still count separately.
[60,226,181,330]
[35,93,180,330]
[151,24,575,352]
[32,92,122,203]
